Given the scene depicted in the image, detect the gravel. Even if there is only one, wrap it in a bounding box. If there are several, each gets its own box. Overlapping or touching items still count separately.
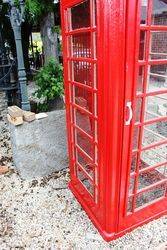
[0,169,166,250]
[0,111,167,249]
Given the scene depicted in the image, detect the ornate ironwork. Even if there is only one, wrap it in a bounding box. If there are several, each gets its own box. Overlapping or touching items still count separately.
[0,58,18,91]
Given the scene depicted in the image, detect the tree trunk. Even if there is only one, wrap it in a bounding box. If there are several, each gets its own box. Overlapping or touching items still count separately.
[40,12,59,64]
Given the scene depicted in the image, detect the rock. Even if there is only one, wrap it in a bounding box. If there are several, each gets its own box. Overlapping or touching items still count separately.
[0,165,9,174]
[23,111,36,122]
[35,113,48,120]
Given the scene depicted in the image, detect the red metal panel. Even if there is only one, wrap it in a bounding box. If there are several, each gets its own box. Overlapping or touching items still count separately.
[61,0,126,240]
[61,0,167,242]
[61,0,107,236]
[119,0,167,232]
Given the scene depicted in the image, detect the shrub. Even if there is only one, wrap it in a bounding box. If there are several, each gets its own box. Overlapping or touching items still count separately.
[35,58,64,111]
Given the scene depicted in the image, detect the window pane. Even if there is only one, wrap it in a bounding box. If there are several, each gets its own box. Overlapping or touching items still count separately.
[137,66,145,94]
[76,130,94,157]
[71,0,90,30]
[73,85,93,113]
[77,167,94,196]
[132,126,140,150]
[77,151,94,178]
[129,176,135,194]
[142,120,167,147]
[150,32,167,60]
[140,0,148,24]
[127,196,133,213]
[138,165,166,190]
[72,33,91,58]
[131,153,138,173]
[139,31,146,60]
[69,61,98,89]
[144,93,167,121]
[93,64,97,89]
[92,32,97,58]
[75,109,94,136]
[73,61,92,86]
[147,64,167,92]
[140,143,167,167]
[135,98,143,122]
[136,184,166,209]
[152,0,167,26]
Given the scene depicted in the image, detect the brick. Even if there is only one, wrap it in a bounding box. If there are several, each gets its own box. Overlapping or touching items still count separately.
[7,114,23,126]
[23,111,36,122]
[8,106,23,118]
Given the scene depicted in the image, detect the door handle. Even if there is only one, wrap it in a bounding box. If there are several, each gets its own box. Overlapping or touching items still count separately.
[125,101,133,125]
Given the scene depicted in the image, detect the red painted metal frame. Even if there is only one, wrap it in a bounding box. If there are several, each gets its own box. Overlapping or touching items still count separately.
[60,0,167,241]
[119,0,167,233]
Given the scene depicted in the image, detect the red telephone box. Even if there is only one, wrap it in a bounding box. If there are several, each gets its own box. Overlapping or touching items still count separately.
[60,0,167,241]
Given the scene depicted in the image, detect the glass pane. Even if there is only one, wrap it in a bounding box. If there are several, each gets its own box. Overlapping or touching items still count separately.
[92,0,97,27]
[75,108,93,136]
[139,31,146,60]
[137,66,145,94]
[76,129,94,157]
[150,32,167,60]
[140,143,167,167]
[147,64,167,92]
[136,184,166,209]
[152,0,167,26]
[92,32,97,58]
[94,93,98,117]
[132,126,140,150]
[72,33,91,58]
[135,98,143,122]
[77,167,94,196]
[131,153,138,173]
[138,165,166,190]
[73,85,93,113]
[140,0,148,24]
[129,176,135,194]
[142,120,167,147]
[73,61,92,86]
[127,196,133,213]
[77,151,94,178]
[71,0,90,30]
[93,64,97,89]
[144,93,167,121]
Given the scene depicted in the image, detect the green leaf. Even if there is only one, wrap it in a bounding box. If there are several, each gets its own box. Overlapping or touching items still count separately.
[35,58,64,107]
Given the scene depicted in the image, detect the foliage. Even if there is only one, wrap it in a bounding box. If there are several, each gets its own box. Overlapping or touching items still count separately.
[35,58,64,111]
[1,0,61,72]
[51,25,61,34]
[1,0,56,26]
[0,0,16,56]
[25,0,55,24]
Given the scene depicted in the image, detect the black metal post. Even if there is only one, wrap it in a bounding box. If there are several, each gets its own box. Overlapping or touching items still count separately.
[3,0,30,110]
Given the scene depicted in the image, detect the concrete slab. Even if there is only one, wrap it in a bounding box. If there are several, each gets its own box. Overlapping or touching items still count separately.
[9,110,68,179]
